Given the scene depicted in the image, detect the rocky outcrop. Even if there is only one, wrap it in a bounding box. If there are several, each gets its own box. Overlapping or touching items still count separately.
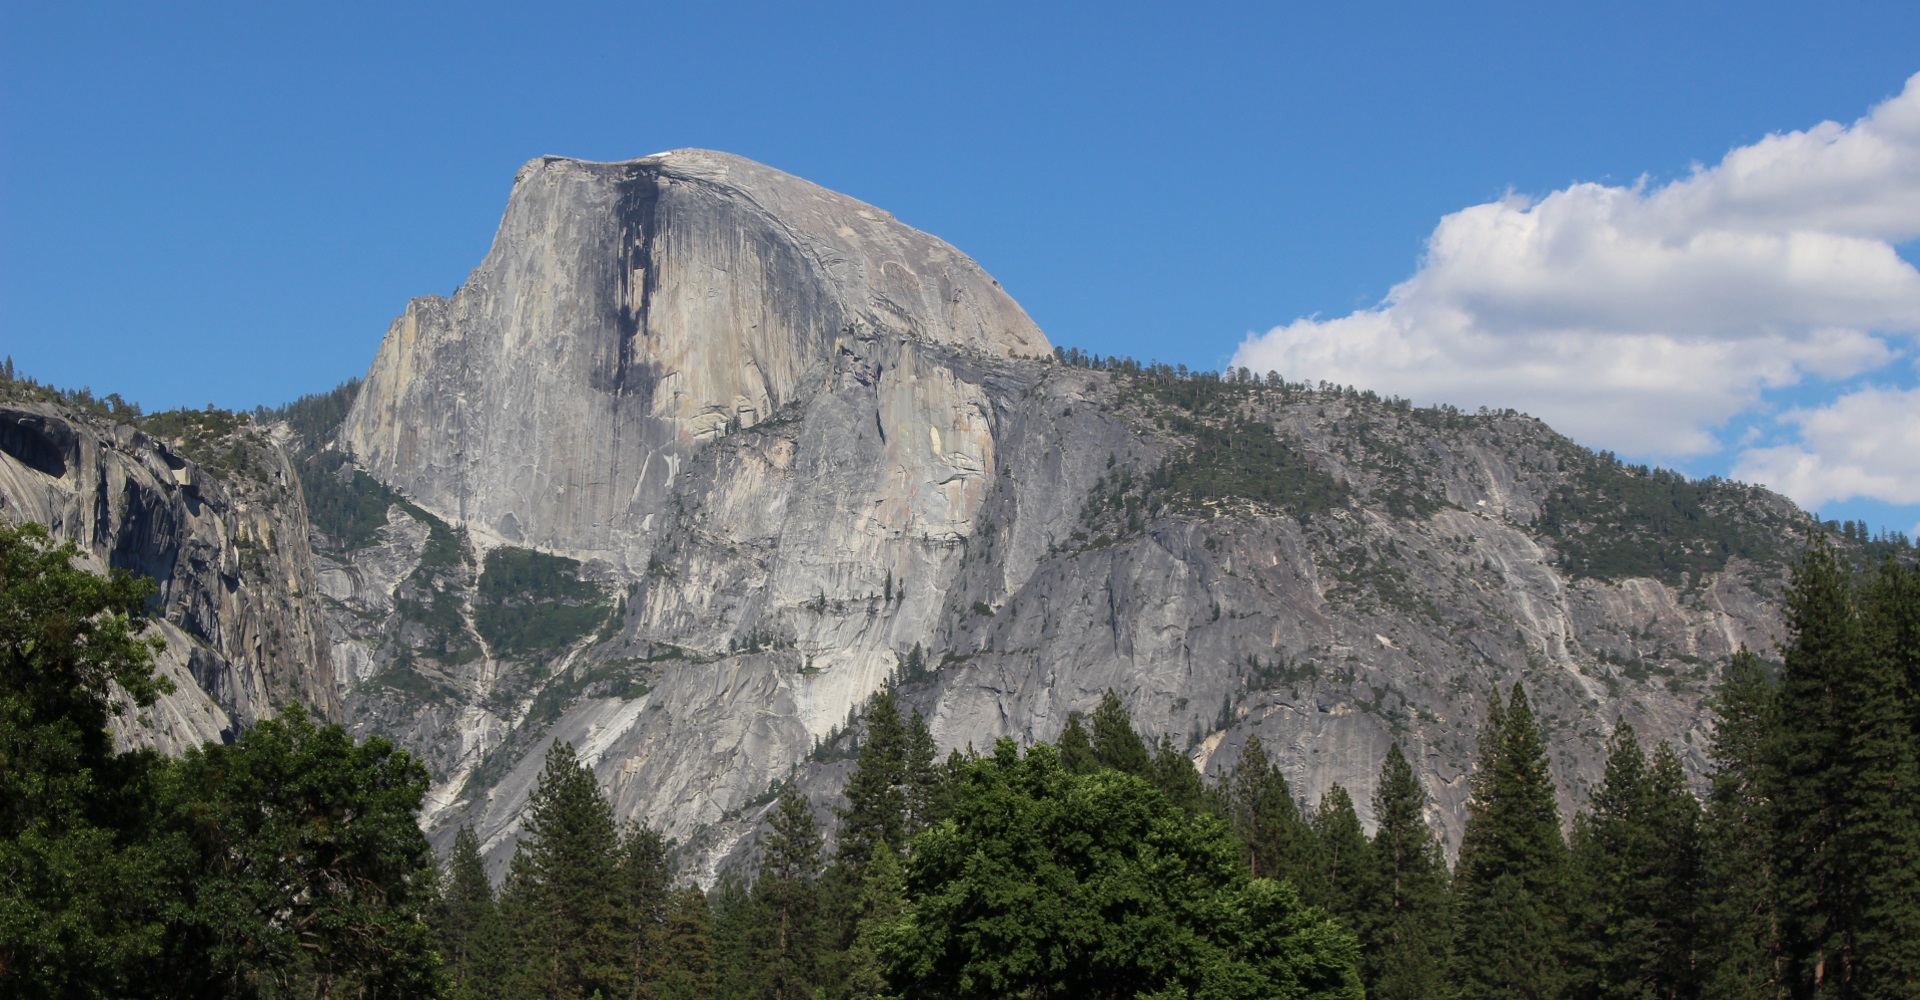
[0,401,338,747]
[314,150,1806,878]
[342,149,1047,571]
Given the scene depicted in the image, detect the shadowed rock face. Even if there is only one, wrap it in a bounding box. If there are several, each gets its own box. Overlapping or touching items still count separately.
[0,403,338,750]
[343,150,1047,570]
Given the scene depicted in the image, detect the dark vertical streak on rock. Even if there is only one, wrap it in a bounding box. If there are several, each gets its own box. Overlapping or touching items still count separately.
[606,168,664,405]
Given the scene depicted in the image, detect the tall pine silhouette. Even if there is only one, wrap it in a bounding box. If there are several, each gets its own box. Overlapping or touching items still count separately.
[1230,733,1312,886]
[1771,540,1920,997]
[1359,743,1451,1000]
[1566,723,1699,1000]
[1698,648,1781,999]
[1451,683,1568,999]
[498,741,627,999]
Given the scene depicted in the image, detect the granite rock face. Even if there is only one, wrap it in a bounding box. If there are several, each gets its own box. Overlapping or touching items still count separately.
[315,150,1804,878]
[342,149,1047,571]
[0,402,338,749]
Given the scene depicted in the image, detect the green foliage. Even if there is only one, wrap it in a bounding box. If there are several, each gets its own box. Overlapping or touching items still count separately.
[1539,454,1788,585]
[1359,744,1452,1000]
[254,378,361,450]
[1305,785,1372,931]
[897,643,930,685]
[1697,650,1782,999]
[1769,541,1920,996]
[1056,711,1096,774]
[756,782,826,1000]
[1151,417,1349,516]
[1564,724,1701,1000]
[472,546,613,658]
[837,684,909,868]
[711,877,759,1000]
[297,449,405,550]
[1450,684,1569,999]
[1150,732,1208,816]
[498,741,628,999]
[133,406,257,479]
[1228,734,1313,886]
[903,709,946,838]
[880,739,1362,999]
[438,827,496,1000]
[1090,688,1152,777]
[155,704,444,996]
[0,522,172,994]
[653,886,719,1000]
[621,822,674,994]
[1,524,444,997]
[0,360,146,422]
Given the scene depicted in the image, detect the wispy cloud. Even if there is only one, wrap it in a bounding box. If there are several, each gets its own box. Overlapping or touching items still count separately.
[1232,73,1920,509]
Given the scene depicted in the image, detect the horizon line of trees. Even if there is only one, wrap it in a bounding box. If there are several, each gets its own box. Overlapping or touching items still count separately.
[5,514,1916,997]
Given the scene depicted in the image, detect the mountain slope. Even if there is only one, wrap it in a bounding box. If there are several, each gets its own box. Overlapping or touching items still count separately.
[304,151,1809,874]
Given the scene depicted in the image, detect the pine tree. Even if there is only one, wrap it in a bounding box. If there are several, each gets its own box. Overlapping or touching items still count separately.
[903,709,945,838]
[1698,648,1781,1000]
[709,876,758,1000]
[836,845,906,1000]
[1307,784,1372,930]
[1845,556,1920,995]
[1151,732,1208,815]
[1768,539,1920,997]
[756,783,824,1000]
[498,740,627,999]
[620,823,673,999]
[1057,711,1096,774]
[438,826,496,999]
[1772,539,1857,996]
[653,886,719,1000]
[1090,689,1152,776]
[1566,721,1669,1000]
[1850,552,1920,990]
[1230,733,1312,885]
[838,685,908,868]
[1644,740,1702,999]
[1360,743,1451,1000]
[1451,683,1568,1000]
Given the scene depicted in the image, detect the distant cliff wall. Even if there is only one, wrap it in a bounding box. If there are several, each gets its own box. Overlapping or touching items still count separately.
[0,401,338,749]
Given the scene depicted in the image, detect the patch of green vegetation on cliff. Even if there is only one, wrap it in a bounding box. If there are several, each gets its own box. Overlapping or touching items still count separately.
[1152,418,1348,516]
[522,657,654,729]
[473,546,613,657]
[255,378,360,450]
[1538,454,1790,586]
[365,651,461,705]
[0,358,146,423]
[392,507,481,664]
[298,451,403,549]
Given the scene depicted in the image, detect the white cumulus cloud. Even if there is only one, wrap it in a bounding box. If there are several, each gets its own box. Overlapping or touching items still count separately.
[1731,385,1920,508]
[1232,73,1920,486]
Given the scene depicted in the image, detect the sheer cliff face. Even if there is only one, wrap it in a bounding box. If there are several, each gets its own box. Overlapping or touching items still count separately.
[343,150,1047,568]
[322,150,1799,876]
[0,404,338,749]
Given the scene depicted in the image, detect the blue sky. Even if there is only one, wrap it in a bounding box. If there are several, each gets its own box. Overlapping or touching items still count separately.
[3,2,1917,533]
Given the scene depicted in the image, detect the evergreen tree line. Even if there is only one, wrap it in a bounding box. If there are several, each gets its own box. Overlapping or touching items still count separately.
[8,511,1915,998]
[434,537,1916,999]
